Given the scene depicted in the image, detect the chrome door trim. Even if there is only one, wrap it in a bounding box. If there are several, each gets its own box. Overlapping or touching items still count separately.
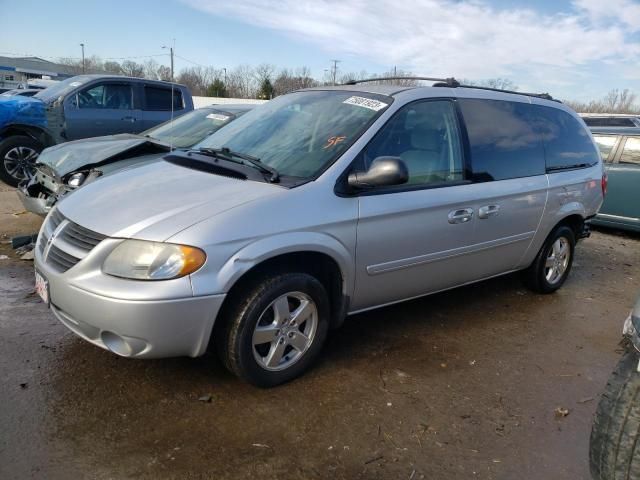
[366,231,535,275]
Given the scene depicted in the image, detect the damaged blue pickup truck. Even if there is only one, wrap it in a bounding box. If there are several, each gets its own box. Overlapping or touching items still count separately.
[0,74,193,186]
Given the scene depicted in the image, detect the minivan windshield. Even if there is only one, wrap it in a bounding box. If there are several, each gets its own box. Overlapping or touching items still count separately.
[34,75,92,103]
[194,90,392,178]
[145,107,247,148]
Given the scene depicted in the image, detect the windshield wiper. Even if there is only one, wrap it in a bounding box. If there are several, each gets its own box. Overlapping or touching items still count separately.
[197,147,279,182]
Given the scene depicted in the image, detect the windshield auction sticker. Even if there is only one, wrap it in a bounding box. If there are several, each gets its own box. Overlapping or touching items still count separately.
[343,96,388,111]
[206,113,230,121]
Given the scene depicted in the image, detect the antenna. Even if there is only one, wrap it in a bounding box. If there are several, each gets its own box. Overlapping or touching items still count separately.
[162,38,176,150]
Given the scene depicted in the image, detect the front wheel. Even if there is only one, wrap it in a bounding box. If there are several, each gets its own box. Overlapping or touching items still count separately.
[0,135,43,187]
[523,225,576,293]
[589,349,640,480]
[216,272,330,387]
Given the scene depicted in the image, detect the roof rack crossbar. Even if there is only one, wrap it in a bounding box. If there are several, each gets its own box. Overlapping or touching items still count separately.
[341,76,558,102]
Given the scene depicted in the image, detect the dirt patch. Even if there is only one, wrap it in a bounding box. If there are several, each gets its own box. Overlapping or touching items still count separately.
[0,194,638,479]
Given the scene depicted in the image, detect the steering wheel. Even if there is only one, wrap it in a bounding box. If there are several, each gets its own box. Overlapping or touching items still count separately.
[78,91,97,108]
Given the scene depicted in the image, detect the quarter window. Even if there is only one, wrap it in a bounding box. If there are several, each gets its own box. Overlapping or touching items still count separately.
[78,83,132,109]
[533,106,600,171]
[362,100,464,185]
[620,137,640,165]
[144,86,183,111]
[458,99,545,181]
[592,135,618,162]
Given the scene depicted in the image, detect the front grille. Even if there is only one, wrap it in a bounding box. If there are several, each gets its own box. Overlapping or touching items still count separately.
[38,209,106,273]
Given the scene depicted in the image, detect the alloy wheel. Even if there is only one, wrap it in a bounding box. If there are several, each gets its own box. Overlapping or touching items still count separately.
[3,146,38,182]
[252,291,318,371]
[544,236,570,284]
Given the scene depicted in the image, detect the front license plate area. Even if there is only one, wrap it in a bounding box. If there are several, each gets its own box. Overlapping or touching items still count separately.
[35,270,49,306]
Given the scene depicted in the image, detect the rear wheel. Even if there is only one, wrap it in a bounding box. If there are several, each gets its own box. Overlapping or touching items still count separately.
[0,135,43,187]
[589,348,640,480]
[523,225,575,293]
[216,272,330,387]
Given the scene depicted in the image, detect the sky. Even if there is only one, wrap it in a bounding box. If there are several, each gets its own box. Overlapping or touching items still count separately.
[1,0,639,101]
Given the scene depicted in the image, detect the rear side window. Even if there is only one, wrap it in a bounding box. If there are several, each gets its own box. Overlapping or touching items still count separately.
[144,86,183,111]
[458,99,545,181]
[583,117,636,127]
[592,135,618,162]
[620,137,640,165]
[534,106,600,171]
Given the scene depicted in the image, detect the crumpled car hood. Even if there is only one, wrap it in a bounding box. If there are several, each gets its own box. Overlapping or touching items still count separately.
[0,96,46,129]
[37,134,170,177]
[56,159,282,241]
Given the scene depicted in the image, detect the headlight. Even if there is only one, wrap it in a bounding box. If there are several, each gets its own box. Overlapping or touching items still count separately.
[102,240,206,280]
[67,172,86,188]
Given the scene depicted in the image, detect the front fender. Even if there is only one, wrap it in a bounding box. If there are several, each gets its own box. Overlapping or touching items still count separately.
[191,232,355,298]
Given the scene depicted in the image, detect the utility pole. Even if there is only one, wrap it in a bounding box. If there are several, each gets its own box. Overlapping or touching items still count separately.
[330,59,341,86]
[223,67,227,85]
[162,45,174,81]
[80,43,85,73]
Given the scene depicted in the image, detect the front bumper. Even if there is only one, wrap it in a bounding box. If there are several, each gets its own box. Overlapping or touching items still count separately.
[35,236,225,359]
[16,186,52,217]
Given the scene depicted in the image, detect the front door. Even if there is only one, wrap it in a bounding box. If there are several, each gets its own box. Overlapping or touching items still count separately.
[603,136,640,225]
[64,81,141,140]
[352,99,484,311]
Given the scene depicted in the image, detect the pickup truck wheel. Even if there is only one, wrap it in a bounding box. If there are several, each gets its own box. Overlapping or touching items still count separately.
[523,225,575,293]
[0,136,43,187]
[217,272,330,387]
[589,348,640,480]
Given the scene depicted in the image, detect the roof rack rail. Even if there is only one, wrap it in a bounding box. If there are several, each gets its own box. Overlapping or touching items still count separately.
[343,76,460,87]
[453,84,559,102]
[341,76,559,102]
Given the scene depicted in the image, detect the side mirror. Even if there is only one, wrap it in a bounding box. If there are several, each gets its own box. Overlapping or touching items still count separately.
[348,156,409,189]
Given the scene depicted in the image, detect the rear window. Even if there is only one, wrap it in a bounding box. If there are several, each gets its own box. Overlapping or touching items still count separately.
[458,99,545,181]
[583,117,636,127]
[534,107,600,171]
[144,86,183,111]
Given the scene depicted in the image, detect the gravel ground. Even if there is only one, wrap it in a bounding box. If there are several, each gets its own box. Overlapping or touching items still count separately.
[1,182,639,479]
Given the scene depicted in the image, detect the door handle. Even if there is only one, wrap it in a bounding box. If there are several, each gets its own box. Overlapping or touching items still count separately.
[478,205,500,219]
[448,208,474,224]
[121,116,136,122]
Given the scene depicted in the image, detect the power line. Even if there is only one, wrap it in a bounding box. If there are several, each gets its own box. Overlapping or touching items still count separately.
[0,51,167,61]
[174,54,208,67]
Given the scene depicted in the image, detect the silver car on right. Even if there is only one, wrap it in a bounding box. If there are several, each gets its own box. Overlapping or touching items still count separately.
[33,78,605,387]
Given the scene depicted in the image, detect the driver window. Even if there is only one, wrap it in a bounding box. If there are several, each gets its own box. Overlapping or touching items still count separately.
[363,100,464,185]
[78,83,132,109]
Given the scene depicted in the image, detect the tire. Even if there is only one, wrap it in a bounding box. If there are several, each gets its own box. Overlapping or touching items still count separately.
[523,225,576,293]
[216,272,330,388]
[0,135,43,187]
[589,349,640,480]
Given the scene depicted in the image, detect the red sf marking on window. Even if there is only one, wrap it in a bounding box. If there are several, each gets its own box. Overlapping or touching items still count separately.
[324,136,346,149]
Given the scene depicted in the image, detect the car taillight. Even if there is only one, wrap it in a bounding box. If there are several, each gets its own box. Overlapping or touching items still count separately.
[601,172,608,196]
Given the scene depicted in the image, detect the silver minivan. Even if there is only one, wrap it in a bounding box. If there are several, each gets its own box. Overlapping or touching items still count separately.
[33,80,605,387]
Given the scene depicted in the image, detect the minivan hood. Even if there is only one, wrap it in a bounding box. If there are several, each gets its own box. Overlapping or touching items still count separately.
[56,160,282,241]
[0,96,46,129]
[37,134,170,177]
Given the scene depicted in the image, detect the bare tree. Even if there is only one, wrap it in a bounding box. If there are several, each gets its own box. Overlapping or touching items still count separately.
[564,89,640,114]
[460,77,518,91]
[119,60,145,78]
[272,67,319,96]
[143,59,173,81]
